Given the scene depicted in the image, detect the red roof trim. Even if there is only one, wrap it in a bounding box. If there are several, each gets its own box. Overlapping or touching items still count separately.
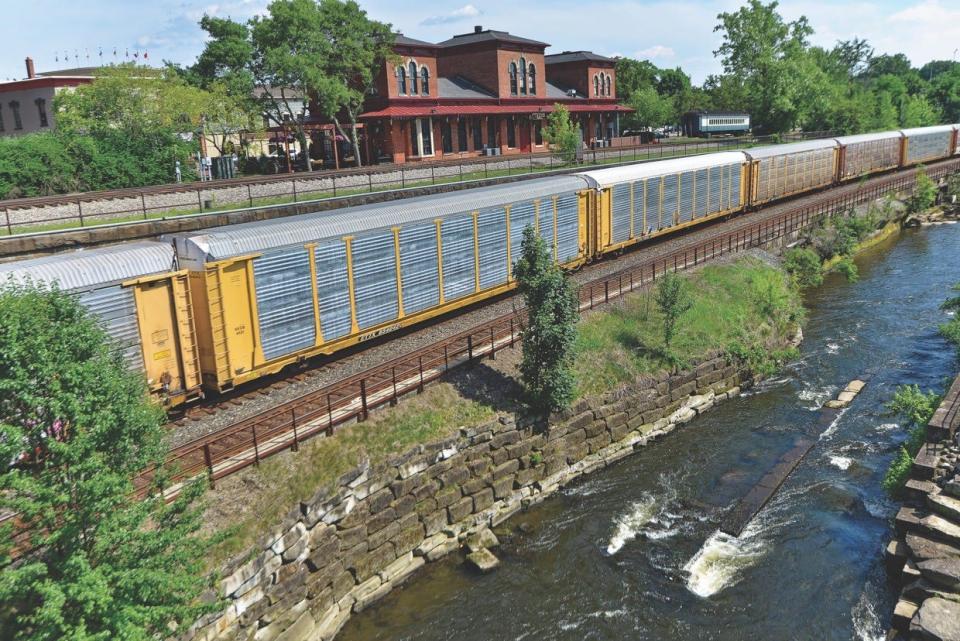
[360,103,633,119]
[0,77,92,92]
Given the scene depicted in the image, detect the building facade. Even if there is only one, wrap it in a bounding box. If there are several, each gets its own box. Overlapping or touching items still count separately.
[309,27,632,166]
[0,58,93,137]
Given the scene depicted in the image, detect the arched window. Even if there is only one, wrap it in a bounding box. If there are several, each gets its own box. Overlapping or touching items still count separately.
[605,74,612,97]
[520,57,527,95]
[396,67,406,95]
[409,61,419,94]
[528,63,536,95]
[421,67,430,95]
[509,62,518,95]
[593,75,599,96]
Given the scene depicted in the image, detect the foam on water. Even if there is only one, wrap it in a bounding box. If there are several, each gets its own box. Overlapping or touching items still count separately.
[683,528,767,598]
[874,422,899,434]
[829,455,853,470]
[819,406,850,441]
[826,342,841,354]
[798,385,836,411]
[605,494,659,555]
[851,590,885,641]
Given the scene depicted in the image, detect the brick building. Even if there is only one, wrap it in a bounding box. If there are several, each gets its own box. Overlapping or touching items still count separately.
[311,26,632,166]
[0,58,93,137]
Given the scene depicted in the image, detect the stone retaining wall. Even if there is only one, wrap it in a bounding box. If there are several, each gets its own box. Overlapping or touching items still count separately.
[189,351,751,641]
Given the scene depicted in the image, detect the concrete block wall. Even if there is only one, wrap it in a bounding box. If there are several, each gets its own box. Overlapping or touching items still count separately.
[188,350,751,641]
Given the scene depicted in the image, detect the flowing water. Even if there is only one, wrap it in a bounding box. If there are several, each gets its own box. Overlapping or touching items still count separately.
[338,223,960,641]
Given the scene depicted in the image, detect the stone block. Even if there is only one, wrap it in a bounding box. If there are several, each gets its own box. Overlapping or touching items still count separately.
[473,488,495,513]
[351,543,396,583]
[584,420,607,438]
[336,524,366,550]
[490,430,521,449]
[392,522,425,556]
[670,382,697,402]
[514,467,539,488]
[467,458,492,476]
[425,536,459,562]
[439,465,470,488]
[351,575,389,613]
[223,552,282,598]
[390,475,423,499]
[330,570,356,602]
[489,448,510,465]
[392,493,416,517]
[566,442,589,464]
[366,521,399,551]
[435,486,461,510]
[491,476,515,500]
[367,488,394,514]
[909,597,960,641]
[397,455,429,479]
[422,509,448,536]
[272,610,316,641]
[378,552,425,587]
[492,459,520,480]
[448,496,474,523]
[320,496,357,527]
[366,507,396,535]
[462,478,488,495]
[305,531,341,573]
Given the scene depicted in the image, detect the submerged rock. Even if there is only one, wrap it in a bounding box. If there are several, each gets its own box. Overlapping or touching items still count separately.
[466,548,500,573]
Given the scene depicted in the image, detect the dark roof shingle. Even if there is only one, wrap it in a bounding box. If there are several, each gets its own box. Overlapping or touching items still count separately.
[437,29,548,48]
[544,51,614,65]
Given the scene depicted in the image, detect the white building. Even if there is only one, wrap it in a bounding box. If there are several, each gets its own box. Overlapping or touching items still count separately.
[0,58,94,137]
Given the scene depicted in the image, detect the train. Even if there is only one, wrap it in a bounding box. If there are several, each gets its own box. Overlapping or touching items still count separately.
[1,124,958,407]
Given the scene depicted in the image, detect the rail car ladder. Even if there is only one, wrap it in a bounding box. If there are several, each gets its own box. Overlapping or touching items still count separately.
[205,268,234,391]
[172,273,203,399]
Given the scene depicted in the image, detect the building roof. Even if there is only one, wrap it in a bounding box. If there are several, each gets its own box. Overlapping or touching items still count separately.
[0,241,176,291]
[437,75,496,99]
[359,103,632,119]
[394,34,438,49]
[685,110,750,117]
[545,80,586,100]
[544,51,614,65]
[437,28,548,49]
[36,66,99,77]
[171,175,588,260]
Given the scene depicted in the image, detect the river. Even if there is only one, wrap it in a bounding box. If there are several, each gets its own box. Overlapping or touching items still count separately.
[338,223,960,641]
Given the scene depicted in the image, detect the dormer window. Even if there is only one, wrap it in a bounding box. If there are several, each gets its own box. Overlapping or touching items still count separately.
[593,75,599,97]
[520,57,527,95]
[605,74,612,97]
[397,66,407,95]
[421,67,430,95]
[509,62,518,96]
[528,64,536,95]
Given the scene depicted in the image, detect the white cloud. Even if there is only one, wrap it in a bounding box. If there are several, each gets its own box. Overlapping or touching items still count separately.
[635,45,675,60]
[420,4,482,26]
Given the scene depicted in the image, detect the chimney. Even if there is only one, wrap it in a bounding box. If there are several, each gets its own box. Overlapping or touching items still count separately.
[25,57,35,79]
[474,25,483,33]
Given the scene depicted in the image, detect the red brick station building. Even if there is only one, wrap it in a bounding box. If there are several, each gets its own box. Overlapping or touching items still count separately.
[310,26,633,166]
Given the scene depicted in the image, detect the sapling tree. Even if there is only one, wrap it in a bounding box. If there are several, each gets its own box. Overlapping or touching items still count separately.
[0,283,215,641]
[907,168,937,214]
[513,226,579,416]
[542,103,581,163]
[655,271,693,353]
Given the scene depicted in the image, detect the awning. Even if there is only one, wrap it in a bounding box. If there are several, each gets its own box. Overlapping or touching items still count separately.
[359,103,634,119]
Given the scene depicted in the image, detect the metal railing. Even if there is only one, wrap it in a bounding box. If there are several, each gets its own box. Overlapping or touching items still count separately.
[137,157,959,500]
[0,131,832,237]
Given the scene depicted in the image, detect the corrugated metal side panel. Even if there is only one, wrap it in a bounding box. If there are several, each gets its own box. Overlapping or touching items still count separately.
[509,200,537,266]
[906,131,951,163]
[631,182,644,235]
[441,215,476,301]
[756,149,832,201]
[314,241,352,341]
[694,169,708,218]
[78,286,144,372]
[731,164,743,208]
[645,178,662,230]
[537,199,555,257]
[662,174,678,228]
[611,183,632,244]
[399,223,440,315]
[253,248,316,361]
[678,171,694,224]
[478,208,508,289]
[352,231,399,330]
[842,137,900,179]
[556,193,580,263]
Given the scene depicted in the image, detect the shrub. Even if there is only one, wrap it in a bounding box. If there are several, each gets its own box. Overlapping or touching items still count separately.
[542,103,581,163]
[782,247,823,289]
[883,384,942,495]
[907,168,938,214]
[655,271,694,355]
[883,446,915,495]
[835,257,859,282]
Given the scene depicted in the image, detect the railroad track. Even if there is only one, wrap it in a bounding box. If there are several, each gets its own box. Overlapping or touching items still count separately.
[139,158,960,501]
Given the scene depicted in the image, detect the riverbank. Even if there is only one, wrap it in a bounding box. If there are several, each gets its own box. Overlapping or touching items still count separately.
[187,256,804,641]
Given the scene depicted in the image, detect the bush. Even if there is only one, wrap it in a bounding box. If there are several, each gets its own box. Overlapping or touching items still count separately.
[883,446,916,495]
[835,257,859,282]
[782,247,823,288]
[883,384,942,495]
[907,169,938,214]
[655,271,694,356]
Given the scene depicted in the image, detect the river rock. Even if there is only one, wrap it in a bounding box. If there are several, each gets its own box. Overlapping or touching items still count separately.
[465,528,499,553]
[909,597,960,641]
[921,514,960,547]
[466,548,500,573]
[918,558,960,591]
[929,493,960,522]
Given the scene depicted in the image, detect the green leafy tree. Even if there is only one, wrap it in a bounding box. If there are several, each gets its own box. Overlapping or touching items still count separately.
[310,0,395,167]
[655,271,693,352]
[0,283,215,641]
[614,57,660,99]
[627,86,674,130]
[542,103,581,163]
[782,247,823,288]
[883,384,942,495]
[514,226,579,416]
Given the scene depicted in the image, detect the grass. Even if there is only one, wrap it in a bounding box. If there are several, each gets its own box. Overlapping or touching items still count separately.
[2,141,768,237]
[205,383,493,565]
[574,258,804,396]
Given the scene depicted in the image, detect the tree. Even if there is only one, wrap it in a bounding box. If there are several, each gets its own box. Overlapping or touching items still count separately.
[929,66,960,122]
[627,86,674,130]
[907,168,938,214]
[782,247,823,289]
[655,271,693,352]
[311,0,394,168]
[713,0,814,133]
[614,58,660,100]
[542,103,581,163]
[513,226,579,416]
[0,283,215,641]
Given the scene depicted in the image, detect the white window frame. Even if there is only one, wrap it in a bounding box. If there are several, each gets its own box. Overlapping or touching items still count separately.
[411,117,435,158]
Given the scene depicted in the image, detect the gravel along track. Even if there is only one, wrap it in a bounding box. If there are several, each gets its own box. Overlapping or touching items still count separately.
[165,166,926,448]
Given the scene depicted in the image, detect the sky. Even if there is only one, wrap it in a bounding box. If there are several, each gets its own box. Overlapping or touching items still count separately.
[2,0,959,84]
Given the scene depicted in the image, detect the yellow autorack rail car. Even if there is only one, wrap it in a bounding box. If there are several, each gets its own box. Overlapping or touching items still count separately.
[170,176,592,393]
[0,242,203,406]
[744,139,839,205]
[577,152,749,258]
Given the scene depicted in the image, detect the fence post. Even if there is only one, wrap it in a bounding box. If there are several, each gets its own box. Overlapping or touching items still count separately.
[332,176,336,198]
[252,426,260,465]
[360,379,368,420]
[292,178,298,203]
[368,172,373,194]
[3,207,10,235]
[141,193,148,220]
[291,409,299,452]
[604,280,609,303]
[197,189,203,213]
[467,335,474,362]
[418,356,424,392]
[77,199,85,226]
[391,367,398,406]
[327,393,334,435]
[248,184,253,208]
[203,443,215,489]
[490,326,496,360]
[444,345,449,371]
[431,165,436,185]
